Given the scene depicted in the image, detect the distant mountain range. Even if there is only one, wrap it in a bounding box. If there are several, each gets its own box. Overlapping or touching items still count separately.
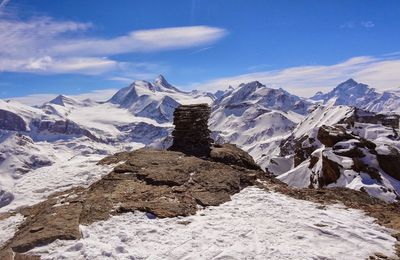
[311,78,400,114]
[1,76,399,211]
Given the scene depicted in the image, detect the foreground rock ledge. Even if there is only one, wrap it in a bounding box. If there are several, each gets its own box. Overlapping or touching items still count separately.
[0,147,262,259]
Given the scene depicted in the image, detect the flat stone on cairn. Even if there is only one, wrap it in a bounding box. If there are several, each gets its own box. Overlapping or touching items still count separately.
[169,104,212,157]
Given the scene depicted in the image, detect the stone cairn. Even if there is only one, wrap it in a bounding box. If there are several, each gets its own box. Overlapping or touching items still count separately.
[169,104,212,157]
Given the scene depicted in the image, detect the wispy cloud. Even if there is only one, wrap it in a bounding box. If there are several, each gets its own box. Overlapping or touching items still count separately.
[340,20,375,29]
[192,55,400,97]
[361,21,375,28]
[51,26,227,56]
[0,14,227,75]
[0,0,11,10]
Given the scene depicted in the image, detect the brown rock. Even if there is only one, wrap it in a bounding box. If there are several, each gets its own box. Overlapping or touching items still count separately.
[319,154,341,187]
[210,143,261,170]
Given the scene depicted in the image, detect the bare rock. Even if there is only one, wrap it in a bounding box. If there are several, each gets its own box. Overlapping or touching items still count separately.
[210,143,261,170]
[319,154,341,187]
[317,125,354,147]
[377,147,400,181]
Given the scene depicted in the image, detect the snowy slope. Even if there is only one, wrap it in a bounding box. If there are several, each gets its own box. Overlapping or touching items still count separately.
[29,187,397,259]
[311,79,400,114]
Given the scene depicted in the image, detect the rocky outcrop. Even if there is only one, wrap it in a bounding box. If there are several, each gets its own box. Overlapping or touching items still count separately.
[377,147,400,181]
[317,125,354,147]
[0,148,262,257]
[169,104,212,156]
[0,109,27,131]
[340,108,400,129]
[319,155,341,187]
[31,119,99,141]
[210,143,261,170]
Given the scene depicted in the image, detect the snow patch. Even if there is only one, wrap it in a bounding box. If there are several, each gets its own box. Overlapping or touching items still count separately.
[30,187,397,259]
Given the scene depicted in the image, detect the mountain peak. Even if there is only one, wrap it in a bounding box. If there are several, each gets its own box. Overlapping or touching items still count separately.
[49,95,78,107]
[155,74,168,85]
[334,78,358,89]
[153,74,184,92]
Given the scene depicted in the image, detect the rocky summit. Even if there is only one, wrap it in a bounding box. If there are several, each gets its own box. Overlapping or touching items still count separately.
[0,147,262,259]
[169,104,212,157]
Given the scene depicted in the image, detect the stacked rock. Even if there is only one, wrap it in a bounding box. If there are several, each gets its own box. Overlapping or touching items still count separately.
[169,104,212,157]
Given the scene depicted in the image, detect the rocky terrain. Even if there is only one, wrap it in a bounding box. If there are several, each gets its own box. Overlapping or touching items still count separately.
[0,141,262,259]
[268,102,400,202]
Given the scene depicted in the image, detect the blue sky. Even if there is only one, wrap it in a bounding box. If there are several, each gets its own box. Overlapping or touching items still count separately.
[1,0,400,101]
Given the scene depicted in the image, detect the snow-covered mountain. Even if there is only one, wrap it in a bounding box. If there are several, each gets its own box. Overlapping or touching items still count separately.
[0,75,214,211]
[311,79,400,114]
[210,81,312,168]
[1,75,400,211]
[109,75,213,123]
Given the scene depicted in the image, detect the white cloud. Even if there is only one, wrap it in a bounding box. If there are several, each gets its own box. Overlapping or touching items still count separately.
[0,14,226,75]
[49,26,226,56]
[193,55,400,97]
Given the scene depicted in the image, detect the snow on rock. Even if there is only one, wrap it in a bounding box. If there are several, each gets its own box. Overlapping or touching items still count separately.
[271,102,400,202]
[0,214,25,248]
[30,187,397,259]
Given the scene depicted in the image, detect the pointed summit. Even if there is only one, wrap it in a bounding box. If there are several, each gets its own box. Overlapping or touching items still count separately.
[49,95,79,107]
[335,78,359,90]
[155,74,168,85]
[153,74,183,92]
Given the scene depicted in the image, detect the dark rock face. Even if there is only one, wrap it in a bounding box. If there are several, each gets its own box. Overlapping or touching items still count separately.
[353,108,400,129]
[0,109,27,131]
[317,125,354,147]
[377,147,400,181]
[339,108,400,129]
[31,119,99,141]
[169,104,212,156]
[319,155,341,187]
[0,190,14,208]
